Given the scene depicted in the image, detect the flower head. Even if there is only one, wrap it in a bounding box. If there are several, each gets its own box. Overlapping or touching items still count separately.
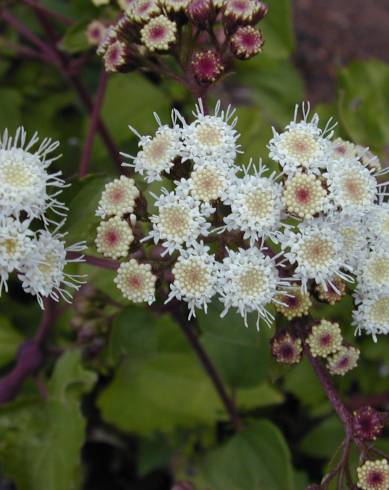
[141,15,177,52]
[191,50,224,84]
[86,20,107,46]
[316,277,346,304]
[222,164,284,245]
[123,124,182,183]
[18,230,85,309]
[95,216,134,259]
[353,406,383,442]
[357,459,389,490]
[178,100,240,166]
[271,332,302,364]
[217,247,291,328]
[283,171,329,219]
[0,127,65,222]
[146,190,211,254]
[326,160,379,213]
[230,26,264,59]
[327,345,359,375]
[0,217,34,294]
[306,319,343,358]
[367,202,389,247]
[104,40,130,72]
[280,221,352,292]
[114,259,156,303]
[167,243,218,318]
[357,250,389,292]
[96,176,139,218]
[177,164,230,202]
[274,286,312,319]
[268,104,333,176]
[129,0,160,22]
[353,290,389,340]
[223,0,267,27]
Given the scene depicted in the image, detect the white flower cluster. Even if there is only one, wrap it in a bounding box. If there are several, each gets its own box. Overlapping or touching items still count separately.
[97,101,389,336]
[0,128,85,307]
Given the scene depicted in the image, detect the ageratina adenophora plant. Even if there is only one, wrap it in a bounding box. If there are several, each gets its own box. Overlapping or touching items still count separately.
[1,0,389,489]
[93,101,389,488]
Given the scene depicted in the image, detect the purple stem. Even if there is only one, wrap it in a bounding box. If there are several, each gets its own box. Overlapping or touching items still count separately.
[79,70,109,177]
[0,299,54,405]
[22,0,74,25]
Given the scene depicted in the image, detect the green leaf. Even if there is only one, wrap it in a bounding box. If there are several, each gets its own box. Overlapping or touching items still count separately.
[193,420,294,490]
[300,416,344,459]
[199,306,270,389]
[0,88,22,134]
[61,19,91,54]
[0,316,23,368]
[65,174,111,244]
[98,308,225,434]
[284,358,327,407]
[236,383,284,409]
[337,60,389,157]
[0,350,96,490]
[261,0,295,58]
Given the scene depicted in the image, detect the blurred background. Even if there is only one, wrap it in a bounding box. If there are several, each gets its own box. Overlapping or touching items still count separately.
[0,1,388,489]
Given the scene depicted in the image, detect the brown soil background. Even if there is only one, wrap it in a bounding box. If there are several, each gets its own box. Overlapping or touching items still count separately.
[293,0,389,103]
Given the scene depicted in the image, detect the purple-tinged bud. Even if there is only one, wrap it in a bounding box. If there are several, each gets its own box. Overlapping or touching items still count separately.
[353,406,383,441]
[129,0,160,23]
[230,26,263,59]
[271,332,303,365]
[191,50,224,83]
[141,15,177,52]
[187,0,214,27]
[223,0,268,31]
[86,20,107,46]
[104,40,133,72]
[316,277,346,305]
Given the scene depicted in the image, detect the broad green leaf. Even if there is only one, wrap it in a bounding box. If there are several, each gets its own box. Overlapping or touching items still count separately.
[0,88,22,134]
[193,420,294,490]
[284,358,326,407]
[61,19,91,54]
[300,416,344,459]
[236,383,284,409]
[337,60,389,158]
[0,316,23,367]
[199,307,270,389]
[261,0,295,58]
[65,174,111,244]
[0,350,96,490]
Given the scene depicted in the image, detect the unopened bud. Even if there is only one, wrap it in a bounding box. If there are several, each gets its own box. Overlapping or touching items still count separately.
[353,406,383,441]
[271,331,303,365]
[191,50,224,83]
[187,0,214,27]
[230,25,263,59]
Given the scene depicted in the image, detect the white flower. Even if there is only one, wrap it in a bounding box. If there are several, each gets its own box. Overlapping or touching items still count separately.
[18,230,85,308]
[96,175,139,218]
[0,127,67,223]
[95,216,134,259]
[217,247,290,328]
[328,212,368,268]
[0,217,34,294]
[177,100,241,167]
[268,103,334,176]
[325,160,379,214]
[353,289,389,340]
[167,242,218,318]
[114,259,156,303]
[176,164,232,202]
[280,220,353,292]
[283,171,329,219]
[122,114,182,183]
[357,249,389,292]
[366,202,389,247]
[145,190,212,255]
[221,163,284,245]
[329,137,359,164]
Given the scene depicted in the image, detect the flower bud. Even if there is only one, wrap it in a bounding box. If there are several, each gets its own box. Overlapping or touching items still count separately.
[315,277,346,305]
[327,345,360,376]
[104,40,134,73]
[353,406,383,441]
[271,331,302,365]
[86,20,107,46]
[141,15,177,52]
[357,459,389,490]
[230,26,263,59]
[191,50,224,83]
[223,0,268,32]
[187,0,214,27]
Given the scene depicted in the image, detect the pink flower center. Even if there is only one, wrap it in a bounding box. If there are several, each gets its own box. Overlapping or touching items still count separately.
[105,230,119,246]
[295,187,311,204]
[231,0,249,13]
[241,32,257,49]
[110,189,125,203]
[128,275,142,289]
[319,333,331,346]
[150,25,166,41]
[367,470,384,486]
[280,343,294,360]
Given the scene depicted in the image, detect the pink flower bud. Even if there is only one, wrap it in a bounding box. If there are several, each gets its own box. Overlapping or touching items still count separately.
[230,26,264,59]
[191,50,224,83]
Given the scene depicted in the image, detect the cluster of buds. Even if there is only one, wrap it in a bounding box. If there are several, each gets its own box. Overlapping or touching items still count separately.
[94,101,388,344]
[0,128,85,308]
[306,320,360,375]
[88,0,267,87]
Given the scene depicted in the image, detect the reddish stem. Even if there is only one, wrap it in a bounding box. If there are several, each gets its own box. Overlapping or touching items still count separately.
[0,299,54,405]
[22,0,74,25]
[79,70,109,176]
